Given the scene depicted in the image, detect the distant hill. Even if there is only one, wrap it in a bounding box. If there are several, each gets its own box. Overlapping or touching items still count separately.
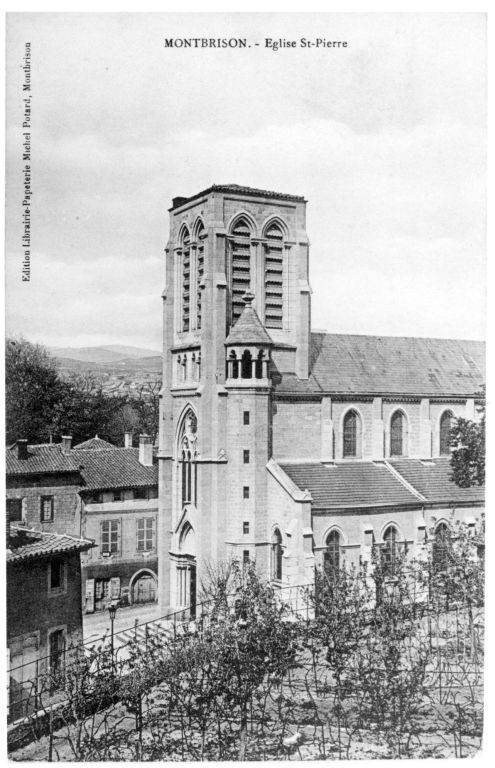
[49,344,161,364]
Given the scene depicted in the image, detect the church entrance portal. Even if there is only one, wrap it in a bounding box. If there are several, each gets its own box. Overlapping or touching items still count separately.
[176,523,197,619]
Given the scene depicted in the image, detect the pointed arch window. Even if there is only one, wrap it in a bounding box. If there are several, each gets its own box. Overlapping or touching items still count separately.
[179,411,198,506]
[180,227,191,332]
[343,410,362,458]
[229,217,252,326]
[264,221,285,329]
[271,528,283,581]
[390,410,407,457]
[439,411,454,456]
[433,522,451,572]
[195,221,205,329]
[380,525,406,576]
[324,530,341,578]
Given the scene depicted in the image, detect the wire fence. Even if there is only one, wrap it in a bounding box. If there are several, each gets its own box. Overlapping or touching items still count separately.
[7,571,484,762]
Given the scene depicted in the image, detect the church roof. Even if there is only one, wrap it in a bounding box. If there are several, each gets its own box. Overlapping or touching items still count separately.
[278,333,485,397]
[389,458,484,505]
[279,461,420,509]
[278,458,484,510]
[225,293,273,346]
[171,184,305,210]
[73,436,116,451]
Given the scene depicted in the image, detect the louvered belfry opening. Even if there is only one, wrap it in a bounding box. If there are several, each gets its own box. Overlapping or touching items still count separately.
[264,222,284,329]
[181,227,191,332]
[230,218,252,325]
[196,222,205,329]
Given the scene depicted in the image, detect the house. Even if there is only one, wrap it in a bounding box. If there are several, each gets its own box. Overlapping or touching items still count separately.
[157,184,485,614]
[5,434,159,613]
[76,435,159,612]
[7,522,93,721]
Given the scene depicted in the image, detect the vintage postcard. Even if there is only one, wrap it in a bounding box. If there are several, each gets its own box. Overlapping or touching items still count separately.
[5,12,486,761]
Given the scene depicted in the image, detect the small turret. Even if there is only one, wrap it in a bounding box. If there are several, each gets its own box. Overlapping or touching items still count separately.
[225,292,272,383]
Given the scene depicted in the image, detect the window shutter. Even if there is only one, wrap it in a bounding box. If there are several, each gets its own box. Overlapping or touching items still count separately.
[110,577,121,600]
[85,579,95,613]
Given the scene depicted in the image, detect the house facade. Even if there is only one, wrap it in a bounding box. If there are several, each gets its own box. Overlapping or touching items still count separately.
[158,184,485,614]
[6,435,159,614]
[7,523,93,721]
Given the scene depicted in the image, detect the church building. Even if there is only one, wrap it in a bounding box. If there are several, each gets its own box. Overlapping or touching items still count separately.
[158,184,484,614]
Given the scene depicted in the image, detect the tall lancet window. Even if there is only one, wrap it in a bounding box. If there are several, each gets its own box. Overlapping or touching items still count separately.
[264,221,284,329]
[229,217,252,325]
[439,411,454,456]
[181,227,191,332]
[196,221,205,329]
[390,410,407,457]
[179,411,198,507]
[343,409,362,458]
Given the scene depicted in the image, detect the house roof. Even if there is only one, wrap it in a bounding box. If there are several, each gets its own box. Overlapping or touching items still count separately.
[7,526,94,563]
[171,184,305,210]
[73,436,116,451]
[279,461,420,510]
[5,444,81,476]
[312,333,485,396]
[225,293,273,346]
[389,458,485,505]
[78,448,157,491]
[278,457,484,510]
[277,333,485,398]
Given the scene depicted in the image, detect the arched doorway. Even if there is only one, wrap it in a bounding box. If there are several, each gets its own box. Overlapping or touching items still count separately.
[176,523,197,618]
[130,570,157,605]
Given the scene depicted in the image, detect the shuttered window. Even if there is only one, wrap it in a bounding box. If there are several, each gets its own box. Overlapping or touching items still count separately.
[230,218,252,325]
[181,228,191,332]
[264,222,284,328]
[196,222,205,329]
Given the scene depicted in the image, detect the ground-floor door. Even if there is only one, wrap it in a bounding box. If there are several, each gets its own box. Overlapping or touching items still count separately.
[132,572,157,604]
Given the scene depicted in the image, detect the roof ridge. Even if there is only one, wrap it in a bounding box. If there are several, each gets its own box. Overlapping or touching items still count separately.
[382,460,428,502]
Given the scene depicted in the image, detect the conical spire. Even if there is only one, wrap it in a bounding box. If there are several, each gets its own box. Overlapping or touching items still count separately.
[225,292,273,346]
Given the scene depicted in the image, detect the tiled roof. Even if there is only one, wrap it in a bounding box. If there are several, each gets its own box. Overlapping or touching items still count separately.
[6,444,81,476]
[78,448,157,491]
[73,436,116,451]
[273,372,322,395]
[281,333,485,397]
[225,295,273,346]
[279,461,420,509]
[389,458,484,505]
[171,184,305,210]
[7,526,94,563]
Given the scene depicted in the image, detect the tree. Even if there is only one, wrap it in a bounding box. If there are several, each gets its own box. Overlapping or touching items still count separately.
[449,394,485,488]
[6,337,130,447]
[5,338,67,444]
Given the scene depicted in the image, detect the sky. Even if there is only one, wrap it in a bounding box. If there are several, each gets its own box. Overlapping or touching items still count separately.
[5,12,486,350]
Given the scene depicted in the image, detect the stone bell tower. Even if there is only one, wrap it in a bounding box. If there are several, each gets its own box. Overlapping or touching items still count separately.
[158,185,309,614]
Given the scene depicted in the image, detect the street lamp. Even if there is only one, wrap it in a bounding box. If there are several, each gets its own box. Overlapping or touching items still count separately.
[108,601,118,670]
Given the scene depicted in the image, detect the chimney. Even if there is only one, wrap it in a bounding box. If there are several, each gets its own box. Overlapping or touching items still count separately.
[124,431,133,449]
[16,439,29,460]
[172,196,188,209]
[61,435,72,453]
[139,434,153,467]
